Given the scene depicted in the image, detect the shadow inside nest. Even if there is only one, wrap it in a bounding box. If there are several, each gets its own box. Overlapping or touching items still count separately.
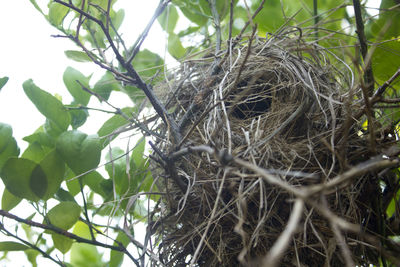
[149,31,399,267]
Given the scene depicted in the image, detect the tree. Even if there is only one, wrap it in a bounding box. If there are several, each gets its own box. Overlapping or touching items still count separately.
[1,0,400,266]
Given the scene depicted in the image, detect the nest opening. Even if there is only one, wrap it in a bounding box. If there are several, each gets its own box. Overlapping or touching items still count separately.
[229,75,272,119]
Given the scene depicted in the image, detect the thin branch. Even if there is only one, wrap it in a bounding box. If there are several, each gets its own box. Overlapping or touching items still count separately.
[0,222,65,267]
[189,169,228,266]
[127,0,171,65]
[53,0,125,63]
[66,105,118,114]
[234,0,266,43]
[313,0,319,41]
[260,199,304,267]
[228,0,234,42]
[307,155,400,196]
[54,0,180,143]
[324,197,355,267]
[373,67,400,100]
[77,81,163,139]
[209,0,222,54]
[78,178,95,240]
[0,209,140,267]
[353,0,375,94]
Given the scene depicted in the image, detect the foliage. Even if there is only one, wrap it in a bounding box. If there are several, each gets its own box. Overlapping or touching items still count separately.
[0,0,399,266]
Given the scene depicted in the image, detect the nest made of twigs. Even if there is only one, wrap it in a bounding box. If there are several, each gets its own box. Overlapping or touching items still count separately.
[149,30,398,266]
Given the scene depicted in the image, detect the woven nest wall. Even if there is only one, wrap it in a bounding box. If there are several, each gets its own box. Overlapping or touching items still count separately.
[150,31,398,266]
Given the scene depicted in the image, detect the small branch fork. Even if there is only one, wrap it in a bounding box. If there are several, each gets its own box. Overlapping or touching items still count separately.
[53,0,181,143]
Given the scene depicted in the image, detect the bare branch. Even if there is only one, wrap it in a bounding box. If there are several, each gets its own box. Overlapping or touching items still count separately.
[260,199,304,267]
[127,0,171,65]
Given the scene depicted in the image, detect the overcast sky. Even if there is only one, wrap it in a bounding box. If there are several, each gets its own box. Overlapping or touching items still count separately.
[0,1,168,150]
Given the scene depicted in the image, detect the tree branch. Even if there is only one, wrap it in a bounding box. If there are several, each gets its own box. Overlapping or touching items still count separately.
[353,0,375,94]
[0,222,65,266]
[127,0,171,65]
[260,199,304,267]
[0,209,140,267]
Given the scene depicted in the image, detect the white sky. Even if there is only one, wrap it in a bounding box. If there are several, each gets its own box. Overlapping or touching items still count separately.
[0,1,169,149]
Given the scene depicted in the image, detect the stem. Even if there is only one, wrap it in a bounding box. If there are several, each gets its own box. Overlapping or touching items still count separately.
[353,0,375,94]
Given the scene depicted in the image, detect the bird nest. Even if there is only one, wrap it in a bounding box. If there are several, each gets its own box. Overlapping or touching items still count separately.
[149,31,399,266]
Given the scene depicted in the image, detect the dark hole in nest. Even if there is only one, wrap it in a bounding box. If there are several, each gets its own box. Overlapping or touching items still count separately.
[230,79,272,120]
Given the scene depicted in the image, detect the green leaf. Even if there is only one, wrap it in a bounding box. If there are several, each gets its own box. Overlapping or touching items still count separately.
[39,149,66,200]
[57,130,101,174]
[30,165,47,199]
[133,198,148,219]
[0,241,29,251]
[178,26,201,37]
[52,233,73,254]
[110,9,125,35]
[0,123,20,170]
[132,49,164,79]
[66,104,89,129]
[70,243,103,267]
[23,130,55,147]
[372,39,400,82]
[82,171,109,198]
[386,184,400,217]
[64,50,92,62]
[158,5,179,33]
[131,137,146,168]
[29,0,44,15]
[1,188,22,211]
[253,0,285,34]
[109,232,130,267]
[0,123,12,150]
[48,2,69,26]
[105,147,128,194]
[0,77,9,91]
[71,221,103,267]
[1,158,41,201]
[371,0,400,39]
[93,71,123,100]
[23,79,70,132]
[66,172,81,196]
[0,149,65,201]
[47,201,81,230]
[22,142,52,163]
[72,221,93,239]
[55,188,76,203]
[168,33,186,59]
[44,118,64,137]
[25,249,39,267]
[173,0,209,26]
[63,67,91,106]
[97,107,136,147]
